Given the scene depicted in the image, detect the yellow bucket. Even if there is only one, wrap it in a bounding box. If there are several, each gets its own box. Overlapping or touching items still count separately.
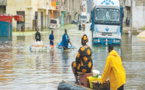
[87,76,101,89]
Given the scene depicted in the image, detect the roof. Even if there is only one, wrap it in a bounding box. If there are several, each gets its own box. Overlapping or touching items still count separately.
[81,12,87,15]
[93,0,120,8]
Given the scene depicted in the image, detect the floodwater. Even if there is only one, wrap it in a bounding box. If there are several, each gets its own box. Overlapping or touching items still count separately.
[0,24,145,90]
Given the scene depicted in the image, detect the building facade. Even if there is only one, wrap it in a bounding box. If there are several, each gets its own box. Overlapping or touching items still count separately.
[6,0,53,31]
[122,0,145,29]
[132,0,145,29]
[6,0,82,31]
[87,0,93,14]
[70,0,82,22]
[60,0,82,25]
[82,0,87,13]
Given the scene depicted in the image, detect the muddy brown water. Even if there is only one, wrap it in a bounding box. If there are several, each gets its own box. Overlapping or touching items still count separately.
[0,24,145,90]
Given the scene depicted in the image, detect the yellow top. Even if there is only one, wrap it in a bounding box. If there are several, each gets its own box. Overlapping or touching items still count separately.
[101,50,126,90]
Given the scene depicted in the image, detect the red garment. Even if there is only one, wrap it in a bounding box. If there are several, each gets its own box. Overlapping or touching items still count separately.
[51,45,54,48]
[13,15,22,21]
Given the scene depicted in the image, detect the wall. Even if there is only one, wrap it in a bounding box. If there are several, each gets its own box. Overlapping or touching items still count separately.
[132,6,145,28]
[130,0,145,29]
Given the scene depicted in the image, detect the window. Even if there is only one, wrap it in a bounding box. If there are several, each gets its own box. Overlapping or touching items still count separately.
[50,20,57,24]
[95,8,120,22]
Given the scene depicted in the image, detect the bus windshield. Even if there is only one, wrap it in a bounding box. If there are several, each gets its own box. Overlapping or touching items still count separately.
[95,8,120,22]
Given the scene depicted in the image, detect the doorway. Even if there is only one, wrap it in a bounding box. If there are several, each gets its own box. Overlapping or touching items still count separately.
[35,12,38,31]
[41,12,43,31]
[17,11,25,31]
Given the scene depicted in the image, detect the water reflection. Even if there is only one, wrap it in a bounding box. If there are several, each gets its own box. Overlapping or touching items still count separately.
[0,24,145,89]
[92,45,121,74]
[0,37,12,41]
[121,34,132,62]
[35,56,41,71]
[0,45,14,88]
[17,36,25,41]
[49,49,56,73]
[62,51,69,73]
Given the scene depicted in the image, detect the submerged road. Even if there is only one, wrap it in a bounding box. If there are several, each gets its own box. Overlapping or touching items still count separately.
[0,24,145,90]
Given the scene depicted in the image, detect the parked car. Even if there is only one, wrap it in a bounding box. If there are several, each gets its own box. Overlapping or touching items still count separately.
[49,19,60,29]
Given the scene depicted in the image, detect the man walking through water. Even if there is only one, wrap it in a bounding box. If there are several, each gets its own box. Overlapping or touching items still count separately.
[35,28,41,42]
[101,45,126,90]
[49,30,54,48]
[62,29,72,50]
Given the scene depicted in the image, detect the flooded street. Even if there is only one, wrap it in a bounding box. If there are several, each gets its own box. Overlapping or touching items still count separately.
[0,24,145,90]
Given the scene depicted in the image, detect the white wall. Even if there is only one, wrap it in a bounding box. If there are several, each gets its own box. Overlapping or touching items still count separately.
[132,6,145,28]
[132,0,145,29]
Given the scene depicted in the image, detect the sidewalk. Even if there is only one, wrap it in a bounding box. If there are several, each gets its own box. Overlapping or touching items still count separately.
[123,26,130,33]
[12,30,48,36]
[123,26,142,34]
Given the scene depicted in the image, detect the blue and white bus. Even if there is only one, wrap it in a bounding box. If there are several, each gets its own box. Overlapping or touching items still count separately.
[91,0,124,46]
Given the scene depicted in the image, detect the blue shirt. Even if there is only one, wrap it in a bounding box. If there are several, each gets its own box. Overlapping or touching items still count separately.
[62,34,69,48]
[49,34,54,45]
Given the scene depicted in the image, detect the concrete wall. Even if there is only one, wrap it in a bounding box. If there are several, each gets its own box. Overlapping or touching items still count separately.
[133,0,145,28]
[132,6,145,28]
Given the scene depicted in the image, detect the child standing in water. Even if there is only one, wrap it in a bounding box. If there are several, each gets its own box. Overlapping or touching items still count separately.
[35,30,41,42]
[49,30,54,48]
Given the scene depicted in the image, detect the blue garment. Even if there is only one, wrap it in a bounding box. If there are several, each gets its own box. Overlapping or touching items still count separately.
[79,25,81,30]
[62,34,69,49]
[49,34,54,45]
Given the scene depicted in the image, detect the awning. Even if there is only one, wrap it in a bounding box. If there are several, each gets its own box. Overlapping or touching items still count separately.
[0,15,23,23]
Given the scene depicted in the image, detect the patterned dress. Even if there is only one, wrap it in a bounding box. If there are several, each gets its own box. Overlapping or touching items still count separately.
[72,46,93,75]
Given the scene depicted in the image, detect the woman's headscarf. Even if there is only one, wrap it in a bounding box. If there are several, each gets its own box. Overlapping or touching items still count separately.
[81,34,88,45]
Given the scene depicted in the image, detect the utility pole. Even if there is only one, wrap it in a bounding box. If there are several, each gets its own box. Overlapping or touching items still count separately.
[131,0,133,33]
